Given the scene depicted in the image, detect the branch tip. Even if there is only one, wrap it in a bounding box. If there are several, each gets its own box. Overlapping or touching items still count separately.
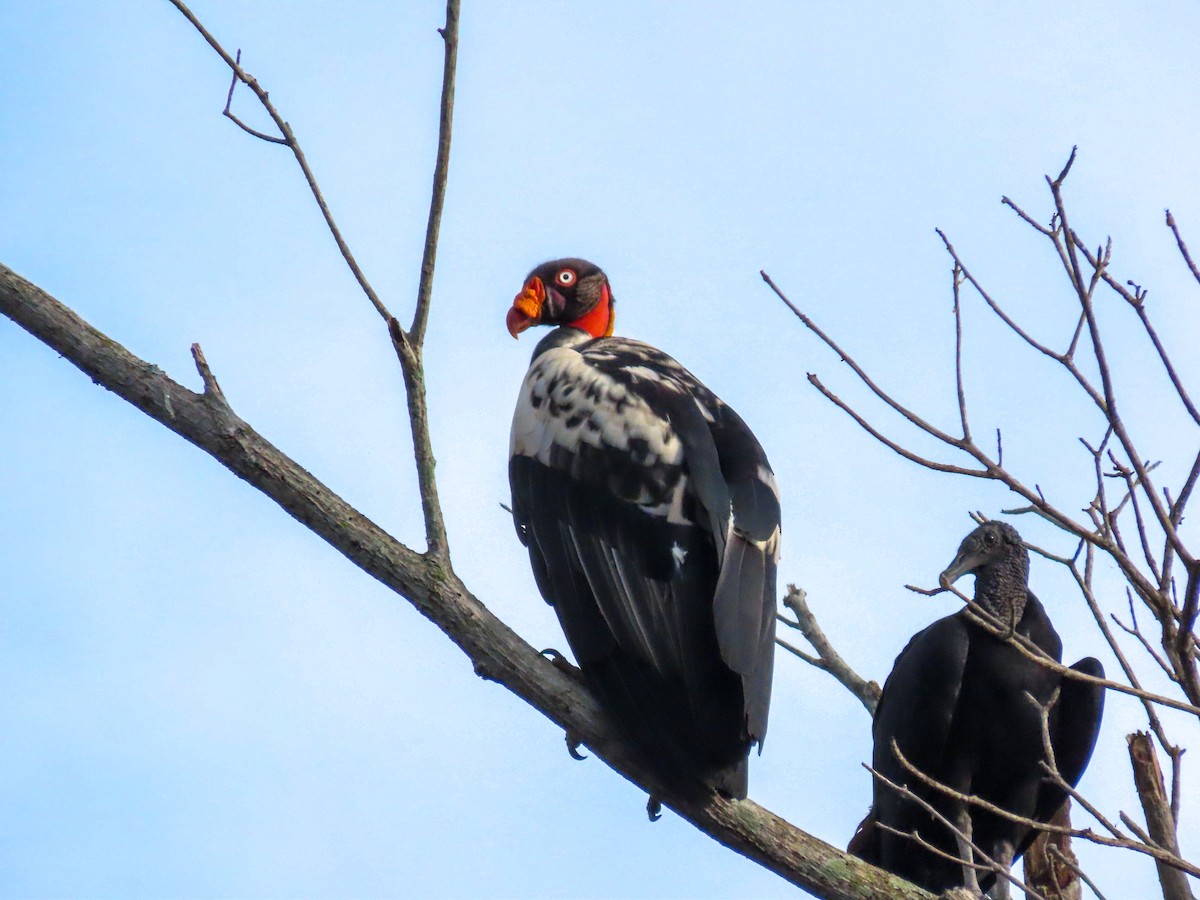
[189,342,229,407]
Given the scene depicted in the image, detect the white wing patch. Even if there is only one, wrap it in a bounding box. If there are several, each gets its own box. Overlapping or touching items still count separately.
[622,364,662,383]
[671,542,688,570]
[510,346,684,467]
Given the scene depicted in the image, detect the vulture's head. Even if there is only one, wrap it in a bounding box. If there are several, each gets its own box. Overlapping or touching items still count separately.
[506,258,615,339]
[939,521,1028,593]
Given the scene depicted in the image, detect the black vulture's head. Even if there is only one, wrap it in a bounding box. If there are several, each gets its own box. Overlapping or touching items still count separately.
[939,521,1029,609]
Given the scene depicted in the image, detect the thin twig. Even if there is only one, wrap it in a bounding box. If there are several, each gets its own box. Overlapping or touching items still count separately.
[951,263,970,441]
[382,0,459,563]
[866,762,1045,899]
[407,0,458,347]
[762,271,972,451]
[805,374,986,477]
[167,0,392,322]
[1048,842,1109,900]
[221,50,287,144]
[1047,156,1192,570]
[1166,209,1200,288]
[907,578,1200,717]
[1071,235,1200,429]
[873,821,997,874]
[1112,591,1176,682]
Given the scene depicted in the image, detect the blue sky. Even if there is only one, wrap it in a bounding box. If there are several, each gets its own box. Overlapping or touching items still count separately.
[2,2,1199,897]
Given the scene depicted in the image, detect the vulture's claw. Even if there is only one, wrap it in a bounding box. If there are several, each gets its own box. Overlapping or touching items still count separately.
[565,731,588,760]
[541,648,583,680]
[646,796,662,822]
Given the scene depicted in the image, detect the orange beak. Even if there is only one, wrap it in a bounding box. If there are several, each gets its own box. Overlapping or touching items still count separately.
[506,275,546,338]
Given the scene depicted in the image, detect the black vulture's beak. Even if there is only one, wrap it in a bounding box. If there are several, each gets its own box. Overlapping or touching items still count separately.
[939,546,987,589]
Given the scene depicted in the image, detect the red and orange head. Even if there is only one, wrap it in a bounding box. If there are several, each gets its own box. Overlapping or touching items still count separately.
[506,258,615,339]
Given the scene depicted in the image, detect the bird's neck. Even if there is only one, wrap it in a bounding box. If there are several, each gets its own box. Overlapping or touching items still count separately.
[974,561,1028,626]
[530,327,595,361]
[566,286,614,338]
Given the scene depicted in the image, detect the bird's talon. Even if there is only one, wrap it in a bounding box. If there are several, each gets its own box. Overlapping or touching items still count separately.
[565,732,587,760]
[541,648,583,680]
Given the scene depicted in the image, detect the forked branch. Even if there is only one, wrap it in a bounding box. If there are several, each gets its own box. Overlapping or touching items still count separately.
[168,0,455,561]
[776,585,881,714]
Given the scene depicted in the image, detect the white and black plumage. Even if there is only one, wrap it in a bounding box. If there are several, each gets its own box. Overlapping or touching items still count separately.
[849,522,1105,897]
[506,258,780,799]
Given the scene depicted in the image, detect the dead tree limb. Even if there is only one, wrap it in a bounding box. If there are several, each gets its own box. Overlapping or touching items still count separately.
[765,152,1200,896]
[168,0,453,562]
[777,585,881,715]
[0,261,937,900]
[1128,732,1196,900]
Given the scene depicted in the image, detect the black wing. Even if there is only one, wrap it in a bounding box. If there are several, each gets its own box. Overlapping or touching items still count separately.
[867,614,970,880]
[1033,656,1106,825]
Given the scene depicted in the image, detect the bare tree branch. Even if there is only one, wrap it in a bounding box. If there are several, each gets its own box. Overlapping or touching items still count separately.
[1024,803,1087,900]
[169,1,392,324]
[407,0,458,348]
[951,263,970,442]
[760,271,972,450]
[382,0,460,563]
[169,0,454,560]
[866,760,1045,899]
[768,152,1200,900]
[221,49,288,144]
[770,152,1200,724]
[1128,732,1197,900]
[883,732,1200,878]
[1045,160,1192,571]
[0,265,936,900]
[777,586,881,714]
[1166,209,1200,289]
[907,579,1200,718]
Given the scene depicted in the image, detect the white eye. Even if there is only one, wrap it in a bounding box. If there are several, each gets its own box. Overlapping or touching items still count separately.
[556,269,577,286]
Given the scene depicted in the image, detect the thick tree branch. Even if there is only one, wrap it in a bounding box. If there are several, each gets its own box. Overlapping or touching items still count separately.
[1128,732,1196,900]
[0,263,936,900]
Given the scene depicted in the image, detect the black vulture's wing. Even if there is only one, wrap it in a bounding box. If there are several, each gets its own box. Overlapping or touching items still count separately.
[868,615,970,871]
[1038,656,1106,821]
[873,615,970,780]
[997,656,1105,881]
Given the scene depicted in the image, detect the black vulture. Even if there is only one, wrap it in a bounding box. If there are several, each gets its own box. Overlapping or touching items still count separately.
[506,259,779,799]
[849,521,1105,896]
